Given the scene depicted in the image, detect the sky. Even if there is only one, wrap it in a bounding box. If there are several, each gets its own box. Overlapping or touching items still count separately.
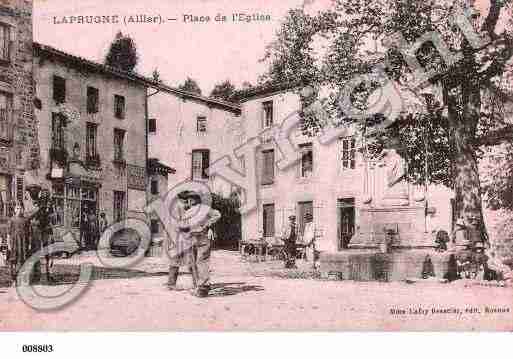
[33,0,318,95]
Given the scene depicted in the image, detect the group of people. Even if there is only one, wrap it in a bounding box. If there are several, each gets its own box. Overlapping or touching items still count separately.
[80,207,109,250]
[258,213,318,269]
[1,185,112,285]
[1,186,55,284]
[431,217,513,284]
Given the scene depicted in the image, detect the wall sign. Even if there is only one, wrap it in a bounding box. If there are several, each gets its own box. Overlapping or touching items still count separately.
[127,164,146,191]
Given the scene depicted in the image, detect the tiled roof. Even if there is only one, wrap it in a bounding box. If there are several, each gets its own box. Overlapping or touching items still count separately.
[33,42,241,114]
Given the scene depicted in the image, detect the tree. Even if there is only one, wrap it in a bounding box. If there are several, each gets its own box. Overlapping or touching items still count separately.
[178,77,202,95]
[209,80,237,101]
[262,2,513,242]
[152,68,163,84]
[211,193,241,251]
[105,31,138,72]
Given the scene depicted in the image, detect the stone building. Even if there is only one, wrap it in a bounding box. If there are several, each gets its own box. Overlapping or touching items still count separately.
[33,42,155,242]
[148,84,241,197]
[0,0,36,233]
[238,86,455,261]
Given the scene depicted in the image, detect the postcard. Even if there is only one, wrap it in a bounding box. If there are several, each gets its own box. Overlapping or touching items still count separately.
[0,0,512,332]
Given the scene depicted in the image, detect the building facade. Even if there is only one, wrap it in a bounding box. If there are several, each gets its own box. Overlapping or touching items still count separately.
[239,88,455,253]
[148,85,241,197]
[0,0,36,233]
[33,43,151,240]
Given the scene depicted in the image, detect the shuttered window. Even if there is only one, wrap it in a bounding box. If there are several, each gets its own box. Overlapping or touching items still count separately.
[261,149,275,185]
[192,149,210,180]
[51,113,66,149]
[86,123,98,159]
[53,75,66,104]
[340,137,356,170]
[0,24,10,62]
[298,201,313,235]
[113,128,125,161]
[113,191,126,223]
[0,92,12,141]
[299,143,313,178]
[262,101,273,128]
[196,116,207,133]
[87,86,99,114]
[114,95,125,119]
[263,204,275,237]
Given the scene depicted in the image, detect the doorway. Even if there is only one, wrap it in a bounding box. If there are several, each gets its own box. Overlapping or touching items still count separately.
[338,198,355,249]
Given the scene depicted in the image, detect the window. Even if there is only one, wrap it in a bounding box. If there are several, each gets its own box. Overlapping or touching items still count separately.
[262,100,273,128]
[151,219,160,234]
[52,184,98,229]
[16,176,23,205]
[0,174,12,217]
[261,149,275,185]
[191,149,210,180]
[262,204,275,237]
[298,201,313,236]
[114,95,125,119]
[86,122,98,160]
[148,118,157,134]
[87,86,99,114]
[299,143,313,178]
[0,92,12,141]
[196,116,207,133]
[53,75,66,104]
[151,179,159,195]
[51,113,66,149]
[113,128,125,161]
[113,191,126,223]
[0,24,10,62]
[340,137,356,170]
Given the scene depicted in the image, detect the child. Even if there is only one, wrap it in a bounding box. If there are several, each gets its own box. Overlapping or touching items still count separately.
[7,203,30,283]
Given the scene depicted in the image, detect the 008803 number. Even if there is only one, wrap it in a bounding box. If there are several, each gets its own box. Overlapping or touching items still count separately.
[22,345,54,353]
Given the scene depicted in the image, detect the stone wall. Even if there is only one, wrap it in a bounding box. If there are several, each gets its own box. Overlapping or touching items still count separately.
[0,0,36,204]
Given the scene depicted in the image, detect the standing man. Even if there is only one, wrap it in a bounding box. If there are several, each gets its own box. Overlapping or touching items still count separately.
[282,215,298,269]
[80,205,90,250]
[88,209,100,249]
[302,213,318,269]
[35,189,54,283]
[168,190,221,298]
[99,212,109,234]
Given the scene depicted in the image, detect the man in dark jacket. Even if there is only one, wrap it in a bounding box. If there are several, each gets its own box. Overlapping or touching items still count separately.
[283,215,297,269]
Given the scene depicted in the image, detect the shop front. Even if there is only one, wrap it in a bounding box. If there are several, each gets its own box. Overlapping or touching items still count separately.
[49,158,102,247]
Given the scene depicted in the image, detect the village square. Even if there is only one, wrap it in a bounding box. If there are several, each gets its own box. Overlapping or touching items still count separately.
[0,0,513,331]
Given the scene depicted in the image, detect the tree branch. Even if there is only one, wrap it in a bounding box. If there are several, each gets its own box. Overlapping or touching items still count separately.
[481,0,503,39]
[478,34,513,81]
[477,124,513,146]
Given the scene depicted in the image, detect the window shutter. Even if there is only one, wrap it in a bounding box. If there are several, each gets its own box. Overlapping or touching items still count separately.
[9,25,16,63]
[263,204,275,237]
[202,150,210,178]
[262,150,274,185]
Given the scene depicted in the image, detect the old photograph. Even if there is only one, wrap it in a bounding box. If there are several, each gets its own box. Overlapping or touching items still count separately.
[0,0,512,332]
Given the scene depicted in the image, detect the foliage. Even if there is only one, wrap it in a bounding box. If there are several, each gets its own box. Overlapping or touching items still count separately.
[152,69,163,83]
[261,1,513,232]
[482,143,513,210]
[211,193,241,250]
[209,80,237,102]
[105,31,139,72]
[178,77,202,95]
[486,209,513,259]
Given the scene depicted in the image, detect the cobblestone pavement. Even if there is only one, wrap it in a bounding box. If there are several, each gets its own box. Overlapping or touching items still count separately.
[1,251,513,331]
